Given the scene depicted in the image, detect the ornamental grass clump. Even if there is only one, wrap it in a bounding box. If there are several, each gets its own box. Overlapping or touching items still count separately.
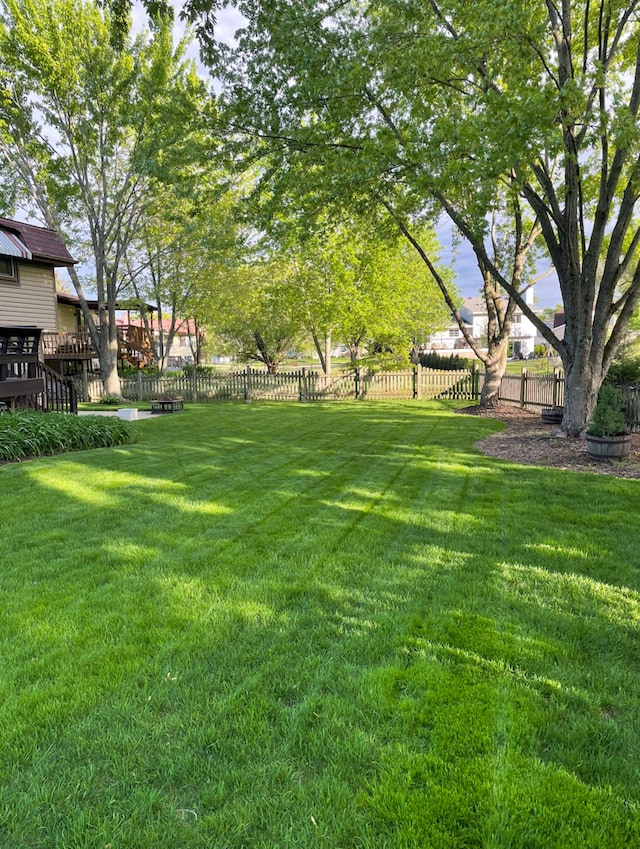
[0,410,136,462]
[587,384,627,437]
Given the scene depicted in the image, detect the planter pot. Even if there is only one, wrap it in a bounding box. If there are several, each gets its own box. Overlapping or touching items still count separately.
[541,407,564,425]
[585,433,631,460]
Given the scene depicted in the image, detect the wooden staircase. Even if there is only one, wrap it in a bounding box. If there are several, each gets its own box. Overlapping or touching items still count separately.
[0,327,77,413]
[118,325,154,368]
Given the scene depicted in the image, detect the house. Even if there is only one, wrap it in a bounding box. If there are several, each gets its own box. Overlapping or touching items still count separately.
[50,292,155,374]
[0,217,77,327]
[0,215,162,411]
[115,316,199,368]
[426,292,538,359]
[0,217,78,411]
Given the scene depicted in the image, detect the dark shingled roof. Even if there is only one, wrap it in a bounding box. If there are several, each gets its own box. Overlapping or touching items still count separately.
[0,217,76,266]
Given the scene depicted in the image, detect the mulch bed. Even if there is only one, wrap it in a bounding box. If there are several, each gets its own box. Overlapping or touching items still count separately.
[457,405,640,479]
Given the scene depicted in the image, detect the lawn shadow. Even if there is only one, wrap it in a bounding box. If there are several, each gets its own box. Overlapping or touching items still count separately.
[2,401,640,847]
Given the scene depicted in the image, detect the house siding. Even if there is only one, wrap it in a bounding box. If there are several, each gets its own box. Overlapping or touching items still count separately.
[57,302,79,332]
[0,261,57,329]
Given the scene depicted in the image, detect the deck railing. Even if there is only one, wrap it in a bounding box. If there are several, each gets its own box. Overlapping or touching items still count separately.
[41,328,94,359]
[42,326,154,367]
[36,361,78,414]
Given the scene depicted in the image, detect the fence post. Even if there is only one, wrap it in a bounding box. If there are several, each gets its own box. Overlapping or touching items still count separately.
[553,367,561,408]
[191,368,198,403]
[299,367,308,403]
[137,370,143,401]
[520,368,527,408]
[413,366,420,400]
[470,362,477,400]
[66,377,78,414]
[354,367,360,400]
[245,365,252,403]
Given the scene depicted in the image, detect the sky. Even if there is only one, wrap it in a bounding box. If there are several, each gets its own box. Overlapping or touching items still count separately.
[435,218,561,311]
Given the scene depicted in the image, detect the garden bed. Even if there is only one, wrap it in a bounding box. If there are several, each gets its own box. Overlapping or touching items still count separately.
[459,405,640,478]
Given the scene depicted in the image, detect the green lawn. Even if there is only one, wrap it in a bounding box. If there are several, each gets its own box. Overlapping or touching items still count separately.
[1,401,639,848]
[504,358,562,375]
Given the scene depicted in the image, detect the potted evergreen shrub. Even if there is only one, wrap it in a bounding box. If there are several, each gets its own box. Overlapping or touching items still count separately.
[585,384,631,459]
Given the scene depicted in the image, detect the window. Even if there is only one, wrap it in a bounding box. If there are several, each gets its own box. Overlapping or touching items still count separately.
[448,328,460,337]
[0,255,18,284]
[514,314,522,324]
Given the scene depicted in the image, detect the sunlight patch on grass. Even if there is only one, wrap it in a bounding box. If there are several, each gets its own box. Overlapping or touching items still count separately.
[27,474,119,508]
[147,493,234,516]
[26,463,189,504]
[526,541,591,560]
[102,541,161,566]
[499,562,640,621]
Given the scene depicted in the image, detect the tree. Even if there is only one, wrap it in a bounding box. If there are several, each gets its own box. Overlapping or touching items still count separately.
[389,198,545,405]
[0,0,208,395]
[280,217,452,374]
[185,0,640,434]
[183,0,545,406]
[203,252,306,372]
[123,185,239,372]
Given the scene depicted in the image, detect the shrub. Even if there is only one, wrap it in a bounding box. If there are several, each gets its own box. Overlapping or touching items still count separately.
[119,365,161,378]
[605,357,640,386]
[587,384,627,437]
[418,351,472,371]
[0,411,137,462]
[183,364,216,376]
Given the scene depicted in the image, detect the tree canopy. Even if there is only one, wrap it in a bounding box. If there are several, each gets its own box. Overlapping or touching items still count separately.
[279,217,452,373]
[0,0,211,393]
[185,0,640,433]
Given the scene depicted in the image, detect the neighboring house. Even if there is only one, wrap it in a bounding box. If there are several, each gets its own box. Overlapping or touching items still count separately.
[0,217,76,328]
[0,217,79,410]
[115,316,199,367]
[427,292,538,359]
[0,217,154,410]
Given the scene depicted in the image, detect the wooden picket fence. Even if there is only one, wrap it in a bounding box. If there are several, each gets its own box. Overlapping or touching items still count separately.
[100,365,482,403]
[498,369,564,411]
[83,363,640,431]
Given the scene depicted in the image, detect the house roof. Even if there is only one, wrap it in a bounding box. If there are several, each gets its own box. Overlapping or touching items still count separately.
[116,316,196,335]
[0,217,76,267]
[56,291,155,312]
[463,296,487,315]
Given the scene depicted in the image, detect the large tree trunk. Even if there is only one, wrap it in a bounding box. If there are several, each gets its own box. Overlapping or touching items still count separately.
[480,338,509,407]
[560,353,601,437]
[100,335,121,397]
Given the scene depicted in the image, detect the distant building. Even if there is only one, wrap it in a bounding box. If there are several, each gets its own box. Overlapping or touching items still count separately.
[427,292,538,359]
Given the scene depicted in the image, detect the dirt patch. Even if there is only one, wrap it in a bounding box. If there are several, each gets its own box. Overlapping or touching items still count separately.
[457,405,640,479]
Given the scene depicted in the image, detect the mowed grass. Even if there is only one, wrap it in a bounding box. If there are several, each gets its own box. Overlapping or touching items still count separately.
[1,401,639,848]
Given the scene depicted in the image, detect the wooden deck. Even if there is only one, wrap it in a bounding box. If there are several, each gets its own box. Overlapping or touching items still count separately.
[42,328,94,360]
